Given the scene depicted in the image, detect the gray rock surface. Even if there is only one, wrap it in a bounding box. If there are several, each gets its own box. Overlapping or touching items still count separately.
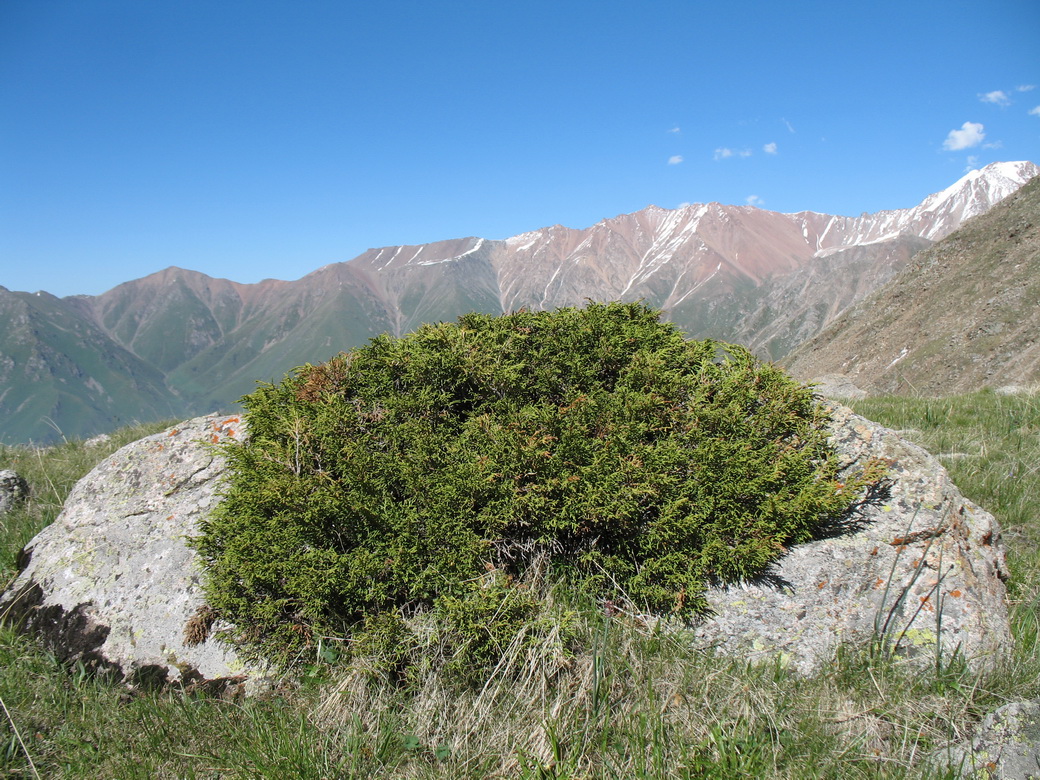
[0,414,261,694]
[995,384,1038,397]
[84,433,112,448]
[810,373,869,400]
[694,403,1011,675]
[0,469,29,514]
[933,700,1040,778]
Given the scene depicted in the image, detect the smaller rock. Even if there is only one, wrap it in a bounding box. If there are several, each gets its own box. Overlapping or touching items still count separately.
[994,384,1038,397]
[83,433,112,448]
[932,700,1040,779]
[810,374,868,400]
[0,469,29,514]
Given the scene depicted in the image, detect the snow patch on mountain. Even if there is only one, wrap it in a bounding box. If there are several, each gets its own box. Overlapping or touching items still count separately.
[415,238,487,266]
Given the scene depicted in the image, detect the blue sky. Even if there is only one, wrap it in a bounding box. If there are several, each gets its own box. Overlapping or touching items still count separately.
[2,0,1038,298]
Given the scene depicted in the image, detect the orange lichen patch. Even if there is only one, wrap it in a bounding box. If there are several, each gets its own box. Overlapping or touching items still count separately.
[168,429,180,437]
[207,416,241,439]
[869,546,879,556]
[817,580,828,589]
[873,577,885,590]
[211,434,220,444]
[949,589,963,598]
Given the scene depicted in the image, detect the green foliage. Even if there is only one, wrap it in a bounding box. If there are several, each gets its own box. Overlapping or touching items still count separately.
[191,302,877,673]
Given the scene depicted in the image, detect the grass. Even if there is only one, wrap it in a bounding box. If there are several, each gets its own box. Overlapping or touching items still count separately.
[1,388,1039,778]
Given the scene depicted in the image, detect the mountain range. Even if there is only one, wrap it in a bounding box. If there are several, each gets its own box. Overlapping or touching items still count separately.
[2,160,1037,445]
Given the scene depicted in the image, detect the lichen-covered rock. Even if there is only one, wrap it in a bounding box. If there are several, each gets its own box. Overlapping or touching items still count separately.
[0,469,29,514]
[694,402,1011,674]
[932,700,1040,779]
[0,415,262,694]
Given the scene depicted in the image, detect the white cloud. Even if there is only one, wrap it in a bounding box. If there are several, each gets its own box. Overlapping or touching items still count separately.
[715,147,752,160]
[1030,106,1040,117]
[942,121,985,151]
[1017,85,1036,92]
[782,118,795,133]
[763,142,777,154]
[668,155,684,165]
[746,195,765,207]
[668,126,681,133]
[965,155,980,172]
[979,90,1011,107]
[677,201,692,209]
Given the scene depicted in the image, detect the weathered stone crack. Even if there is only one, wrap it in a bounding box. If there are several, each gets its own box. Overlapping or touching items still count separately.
[890,526,948,546]
[162,460,216,497]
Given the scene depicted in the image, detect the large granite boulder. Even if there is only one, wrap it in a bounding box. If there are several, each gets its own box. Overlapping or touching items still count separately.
[694,402,1011,674]
[0,404,1011,690]
[0,414,262,694]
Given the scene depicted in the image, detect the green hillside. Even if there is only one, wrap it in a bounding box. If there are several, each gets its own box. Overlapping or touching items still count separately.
[0,288,187,445]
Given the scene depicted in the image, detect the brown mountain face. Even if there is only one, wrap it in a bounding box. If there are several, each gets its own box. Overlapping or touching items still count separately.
[2,162,1037,443]
[783,175,1040,394]
[344,162,1038,358]
[706,235,932,360]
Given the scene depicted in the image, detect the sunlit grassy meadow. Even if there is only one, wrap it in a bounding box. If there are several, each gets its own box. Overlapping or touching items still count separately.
[1,388,1038,778]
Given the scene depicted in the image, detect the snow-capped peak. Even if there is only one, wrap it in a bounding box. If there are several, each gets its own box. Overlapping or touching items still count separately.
[919,161,1039,216]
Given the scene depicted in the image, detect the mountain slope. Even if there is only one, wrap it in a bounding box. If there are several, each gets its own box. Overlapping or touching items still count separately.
[0,288,186,444]
[349,161,1038,358]
[783,174,1040,394]
[165,262,401,405]
[2,161,1036,443]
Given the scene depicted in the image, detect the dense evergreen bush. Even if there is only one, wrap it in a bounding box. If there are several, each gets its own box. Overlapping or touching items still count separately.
[191,302,880,673]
